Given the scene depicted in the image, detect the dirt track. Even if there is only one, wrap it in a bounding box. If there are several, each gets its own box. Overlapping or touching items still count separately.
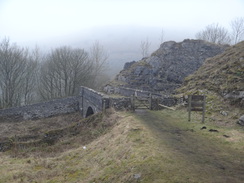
[135,109,244,183]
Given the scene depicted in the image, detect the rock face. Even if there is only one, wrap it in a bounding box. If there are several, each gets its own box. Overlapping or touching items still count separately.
[113,39,228,94]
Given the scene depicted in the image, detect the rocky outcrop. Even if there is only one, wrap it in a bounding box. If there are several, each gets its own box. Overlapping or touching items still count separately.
[178,41,244,107]
[112,39,228,94]
[123,61,136,70]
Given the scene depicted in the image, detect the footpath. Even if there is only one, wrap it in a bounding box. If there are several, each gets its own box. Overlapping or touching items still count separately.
[135,109,244,183]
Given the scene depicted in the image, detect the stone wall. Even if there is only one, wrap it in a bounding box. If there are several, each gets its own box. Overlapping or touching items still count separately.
[0,96,79,122]
[223,91,244,107]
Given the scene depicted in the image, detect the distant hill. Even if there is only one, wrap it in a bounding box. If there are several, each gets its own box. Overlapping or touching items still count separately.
[178,41,244,107]
[110,39,228,94]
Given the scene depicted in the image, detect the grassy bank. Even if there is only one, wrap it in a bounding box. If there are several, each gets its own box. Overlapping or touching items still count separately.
[0,109,243,182]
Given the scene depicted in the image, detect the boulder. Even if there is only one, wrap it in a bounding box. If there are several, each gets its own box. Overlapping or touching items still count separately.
[237,115,244,126]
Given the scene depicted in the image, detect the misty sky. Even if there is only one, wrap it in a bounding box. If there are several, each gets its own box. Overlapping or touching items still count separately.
[0,0,244,75]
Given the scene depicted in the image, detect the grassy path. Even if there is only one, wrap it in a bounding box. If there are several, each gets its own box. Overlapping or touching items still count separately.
[135,109,244,183]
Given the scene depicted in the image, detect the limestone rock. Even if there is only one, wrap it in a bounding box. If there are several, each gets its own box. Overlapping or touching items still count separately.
[237,115,244,126]
[220,111,228,116]
[113,39,228,94]
[123,61,136,70]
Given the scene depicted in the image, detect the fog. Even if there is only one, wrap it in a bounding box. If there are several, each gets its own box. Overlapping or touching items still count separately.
[48,25,194,76]
[1,0,244,76]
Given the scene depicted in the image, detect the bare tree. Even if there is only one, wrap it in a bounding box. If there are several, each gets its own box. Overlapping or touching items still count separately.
[196,23,231,45]
[230,17,244,44]
[89,40,109,89]
[22,47,40,105]
[38,60,56,100]
[140,37,151,58]
[38,46,92,100]
[0,38,29,108]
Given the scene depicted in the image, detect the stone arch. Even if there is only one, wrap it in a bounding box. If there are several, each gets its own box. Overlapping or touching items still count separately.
[85,106,94,117]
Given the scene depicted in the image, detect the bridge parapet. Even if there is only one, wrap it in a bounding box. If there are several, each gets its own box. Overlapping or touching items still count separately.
[80,86,110,118]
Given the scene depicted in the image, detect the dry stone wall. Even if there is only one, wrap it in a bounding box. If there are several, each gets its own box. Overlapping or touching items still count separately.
[0,96,79,122]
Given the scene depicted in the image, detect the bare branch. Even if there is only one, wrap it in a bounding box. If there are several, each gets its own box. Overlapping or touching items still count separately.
[89,41,109,89]
[230,17,244,44]
[196,23,231,45]
[38,46,91,100]
[140,37,151,58]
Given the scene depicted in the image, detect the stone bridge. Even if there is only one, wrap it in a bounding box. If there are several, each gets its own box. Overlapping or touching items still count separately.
[0,86,178,122]
[79,86,110,118]
[80,86,178,117]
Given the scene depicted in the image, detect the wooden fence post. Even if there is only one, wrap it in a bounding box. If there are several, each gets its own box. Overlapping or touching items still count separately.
[149,93,152,110]
[103,99,106,113]
[202,95,206,123]
[188,95,192,122]
[131,95,135,111]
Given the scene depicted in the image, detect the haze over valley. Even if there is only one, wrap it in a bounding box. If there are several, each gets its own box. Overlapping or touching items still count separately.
[1,0,244,76]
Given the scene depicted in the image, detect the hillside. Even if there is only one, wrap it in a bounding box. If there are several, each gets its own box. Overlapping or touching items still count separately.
[178,41,244,109]
[110,39,228,94]
[0,109,243,182]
